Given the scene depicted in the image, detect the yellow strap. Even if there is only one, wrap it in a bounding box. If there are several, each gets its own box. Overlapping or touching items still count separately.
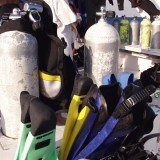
[39,71,61,81]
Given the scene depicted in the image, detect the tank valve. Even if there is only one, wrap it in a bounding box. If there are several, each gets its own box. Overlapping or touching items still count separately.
[9,8,21,20]
[96,5,107,21]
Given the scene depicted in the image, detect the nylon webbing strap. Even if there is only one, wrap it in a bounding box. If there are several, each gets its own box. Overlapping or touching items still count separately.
[68,94,100,159]
[68,112,98,159]
[87,128,136,160]
[74,97,124,159]
[113,85,156,119]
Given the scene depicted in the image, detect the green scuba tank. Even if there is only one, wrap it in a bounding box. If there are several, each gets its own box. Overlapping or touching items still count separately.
[139,17,151,49]
[120,15,130,44]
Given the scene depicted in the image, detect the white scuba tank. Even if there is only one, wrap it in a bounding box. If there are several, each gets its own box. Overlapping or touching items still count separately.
[84,6,119,86]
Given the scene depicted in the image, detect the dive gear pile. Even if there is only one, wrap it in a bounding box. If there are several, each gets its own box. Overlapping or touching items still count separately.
[59,73,159,160]
[0,2,160,160]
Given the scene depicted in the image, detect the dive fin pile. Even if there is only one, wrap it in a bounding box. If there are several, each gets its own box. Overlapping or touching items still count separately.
[14,72,160,160]
[2,1,160,160]
[58,74,159,160]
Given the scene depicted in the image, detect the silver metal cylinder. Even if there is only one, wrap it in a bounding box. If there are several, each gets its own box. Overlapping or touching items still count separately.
[129,16,139,45]
[0,31,39,138]
[112,16,120,34]
[151,17,160,49]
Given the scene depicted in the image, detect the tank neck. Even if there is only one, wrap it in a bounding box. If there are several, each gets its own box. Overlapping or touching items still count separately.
[133,16,137,20]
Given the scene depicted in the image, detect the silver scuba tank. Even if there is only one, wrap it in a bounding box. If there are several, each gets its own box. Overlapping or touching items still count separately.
[0,8,39,138]
[150,16,160,49]
[129,16,140,45]
[112,15,120,34]
[84,6,119,87]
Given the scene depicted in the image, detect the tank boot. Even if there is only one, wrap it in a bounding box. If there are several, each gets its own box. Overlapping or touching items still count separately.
[59,74,93,160]
[64,84,98,160]
[14,91,36,160]
[74,84,156,159]
[20,97,57,160]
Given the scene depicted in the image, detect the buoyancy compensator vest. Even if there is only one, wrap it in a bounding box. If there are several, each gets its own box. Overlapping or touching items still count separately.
[25,0,76,112]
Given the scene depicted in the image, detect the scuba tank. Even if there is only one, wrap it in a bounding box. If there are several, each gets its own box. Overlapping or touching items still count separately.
[139,17,151,49]
[119,15,130,44]
[150,16,160,49]
[129,16,140,45]
[84,6,119,87]
[0,7,39,138]
[112,15,120,34]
